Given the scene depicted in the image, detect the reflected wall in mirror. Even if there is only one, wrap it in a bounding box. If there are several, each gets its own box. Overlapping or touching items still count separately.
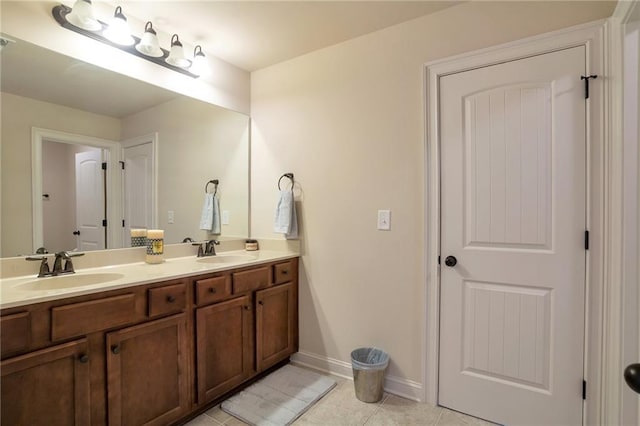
[0,35,249,257]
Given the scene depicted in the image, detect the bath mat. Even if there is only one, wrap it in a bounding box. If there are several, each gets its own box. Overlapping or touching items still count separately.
[221,364,336,426]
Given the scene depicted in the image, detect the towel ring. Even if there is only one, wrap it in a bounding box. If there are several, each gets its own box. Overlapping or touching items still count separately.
[278,173,294,191]
[205,179,219,196]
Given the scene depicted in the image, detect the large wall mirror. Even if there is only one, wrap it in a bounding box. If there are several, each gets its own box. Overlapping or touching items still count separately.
[1,35,250,257]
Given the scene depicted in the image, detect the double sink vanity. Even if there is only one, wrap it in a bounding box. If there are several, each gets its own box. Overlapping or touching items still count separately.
[0,246,299,425]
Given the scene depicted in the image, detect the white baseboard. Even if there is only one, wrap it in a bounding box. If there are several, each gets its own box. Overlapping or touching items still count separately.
[291,351,424,402]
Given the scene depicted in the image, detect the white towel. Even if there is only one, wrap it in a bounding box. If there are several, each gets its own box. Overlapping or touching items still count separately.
[200,193,221,235]
[274,190,298,239]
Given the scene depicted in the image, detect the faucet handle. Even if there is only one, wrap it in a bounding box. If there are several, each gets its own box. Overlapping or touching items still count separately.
[53,251,84,274]
[26,256,51,277]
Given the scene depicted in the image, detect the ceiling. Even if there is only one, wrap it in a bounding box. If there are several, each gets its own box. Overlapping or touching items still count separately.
[115,1,462,72]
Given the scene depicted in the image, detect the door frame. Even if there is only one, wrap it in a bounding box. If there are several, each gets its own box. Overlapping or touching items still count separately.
[32,127,121,252]
[423,20,615,425]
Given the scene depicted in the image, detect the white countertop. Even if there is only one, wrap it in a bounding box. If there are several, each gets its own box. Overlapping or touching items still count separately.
[0,250,298,309]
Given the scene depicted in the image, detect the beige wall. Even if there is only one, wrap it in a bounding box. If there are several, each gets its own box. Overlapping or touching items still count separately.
[250,1,615,387]
[121,97,250,244]
[1,92,120,257]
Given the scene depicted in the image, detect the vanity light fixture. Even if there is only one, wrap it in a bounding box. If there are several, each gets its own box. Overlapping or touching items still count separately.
[135,22,163,58]
[103,6,134,46]
[165,34,191,68]
[65,0,101,32]
[190,45,209,76]
[51,4,200,78]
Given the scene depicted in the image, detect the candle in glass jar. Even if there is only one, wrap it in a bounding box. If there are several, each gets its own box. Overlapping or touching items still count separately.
[145,229,164,264]
[130,229,147,247]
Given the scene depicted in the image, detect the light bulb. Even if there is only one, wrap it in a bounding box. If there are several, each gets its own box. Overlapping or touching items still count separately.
[165,34,191,68]
[190,45,209,77]
[103,6,134,46]
[66,0,101,32]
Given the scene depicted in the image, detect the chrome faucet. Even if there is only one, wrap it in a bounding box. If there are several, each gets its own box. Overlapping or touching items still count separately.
[192,240,220,257]
[52,251,85,275]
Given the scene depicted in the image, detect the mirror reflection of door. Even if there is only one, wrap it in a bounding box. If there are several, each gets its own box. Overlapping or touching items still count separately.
[121,134,156,247]
[42,140,106,253]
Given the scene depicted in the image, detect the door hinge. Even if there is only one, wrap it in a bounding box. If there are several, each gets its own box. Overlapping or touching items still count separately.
[102,219,107,227]
[438,255,441,265]
[122,219,125,227]
[101,162,107,170]
[580,75,598,99]
[119,161,125,170]
[582,380,587,400]
[585,230,590,250]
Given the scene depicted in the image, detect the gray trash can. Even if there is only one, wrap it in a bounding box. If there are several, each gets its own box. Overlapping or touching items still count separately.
[351,347,389,403]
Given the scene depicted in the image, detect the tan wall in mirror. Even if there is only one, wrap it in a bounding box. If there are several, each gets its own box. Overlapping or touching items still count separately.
[0,92,120,257]
[121,97,250,243]
[250,1,615,389]
[41,141,76,252]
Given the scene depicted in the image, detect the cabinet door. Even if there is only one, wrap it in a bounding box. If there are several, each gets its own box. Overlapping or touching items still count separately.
[1,339,90,426]
[256,282,296,372]
[106,314,189,426]
[196,295,253,404]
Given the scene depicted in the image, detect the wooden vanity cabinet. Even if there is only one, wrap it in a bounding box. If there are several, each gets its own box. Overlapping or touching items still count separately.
[196,295,253,404]
[1,338,91,425]
[0,257,298,426]
[106,314,189,426]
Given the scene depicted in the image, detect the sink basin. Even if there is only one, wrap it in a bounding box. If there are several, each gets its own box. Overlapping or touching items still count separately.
[196,254,256,264]
[14,273,125,291]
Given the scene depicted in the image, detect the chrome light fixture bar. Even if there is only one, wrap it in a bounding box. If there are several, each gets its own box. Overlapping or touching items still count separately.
[52,4,199,78]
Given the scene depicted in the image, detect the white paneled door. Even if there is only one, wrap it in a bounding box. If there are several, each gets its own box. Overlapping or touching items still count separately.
[122,141,154,246]
[439,46,587,425]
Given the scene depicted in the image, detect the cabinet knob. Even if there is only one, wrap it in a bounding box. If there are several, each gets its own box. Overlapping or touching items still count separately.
[78,354,89,363]
[258,300,264,305]
[209,288,217,294]
[244,305,251,311]
[166,295,176,303]
[282,270,289,274]
[111,345,121,354]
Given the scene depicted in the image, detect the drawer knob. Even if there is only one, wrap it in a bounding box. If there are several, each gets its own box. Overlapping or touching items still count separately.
[209,288,217,294]
[258,300,264,305]
[78,354,89,363]
[111,345,121,354]
[166,295,176,303]
[282,270,289,274]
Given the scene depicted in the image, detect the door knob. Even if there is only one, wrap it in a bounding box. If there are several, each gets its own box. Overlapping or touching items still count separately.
[444,256,457,267]
[624,363,640,394]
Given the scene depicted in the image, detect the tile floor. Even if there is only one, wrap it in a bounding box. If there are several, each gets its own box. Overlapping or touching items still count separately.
[185,367,494,426]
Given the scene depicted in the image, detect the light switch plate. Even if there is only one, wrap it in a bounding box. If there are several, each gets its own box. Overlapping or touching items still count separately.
[377,210,391,230]
[222,210,230,225]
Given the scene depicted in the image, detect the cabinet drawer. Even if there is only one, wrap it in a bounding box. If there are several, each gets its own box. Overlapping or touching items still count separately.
[273,261,294,285]
[51,294,137,341]
[1,312,30,357]
[195,275,231,305]
[232,267,269,294]
[148,283,187,317]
